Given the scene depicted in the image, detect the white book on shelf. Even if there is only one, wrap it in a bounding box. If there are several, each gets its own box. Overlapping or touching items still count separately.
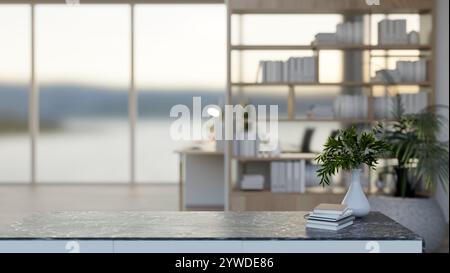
[414,93,420,113]
[279,162,286,192]
[275,161,281,192]
[304,57,314,82]
[291,58,297,82]
[412,93,417,113]
[300,160,306,193]
[406,94,412,114]
[265,61,271,82]
[269,61,274,83]
[396,61,407,81]
[269,61,276,83]
[276,61,283,82]
[394,19,408,44]
[345,22,353,44]
[267,61,273,82]
[353,21,363,44]
[296,57,304,82]
[302,57,309,82]
[415,59,426,82]
[388,20,396,44]
[286,161,293,192]
[270,162,277,192]
[288,57,295,82]
[311,57,317,82]
[278,162,283,192]
[380,19,392,45]
[403,61,412,82]
[377,20,385,44]
[292,161,300,193]
[282,61,289,83]
[336,23,344,44]
[421,92,428,111]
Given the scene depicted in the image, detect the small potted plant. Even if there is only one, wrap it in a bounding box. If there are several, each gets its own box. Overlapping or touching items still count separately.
[316,127,390,217]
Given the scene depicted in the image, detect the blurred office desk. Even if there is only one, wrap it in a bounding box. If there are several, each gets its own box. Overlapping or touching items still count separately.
[2,211,422,253]
[175,148,224,210]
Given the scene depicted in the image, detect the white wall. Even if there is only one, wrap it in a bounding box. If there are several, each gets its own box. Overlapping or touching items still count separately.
[434,0,449,223]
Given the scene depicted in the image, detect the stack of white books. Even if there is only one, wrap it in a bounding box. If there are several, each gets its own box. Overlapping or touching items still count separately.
[372,59,428,83]
[373,92,428,119]
[312,22,363,45]
[333,95,369,119]
[270,161,305,193]
[378,19,420,45]
[336,22,364,44]
[396,59,428,82]
[259,56,317,83]
[306,204,355,231]
[241,174,265,190]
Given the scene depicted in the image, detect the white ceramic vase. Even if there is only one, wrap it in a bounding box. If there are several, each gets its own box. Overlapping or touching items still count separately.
[342,169,370,217]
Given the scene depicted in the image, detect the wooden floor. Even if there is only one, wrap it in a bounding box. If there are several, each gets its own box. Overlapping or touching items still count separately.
[0,184,447,252]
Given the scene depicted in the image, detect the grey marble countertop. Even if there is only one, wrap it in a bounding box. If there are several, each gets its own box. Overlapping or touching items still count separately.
[1,211,421,241]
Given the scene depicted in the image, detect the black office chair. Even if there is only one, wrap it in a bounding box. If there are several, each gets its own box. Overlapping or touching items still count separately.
[300,128,315,153]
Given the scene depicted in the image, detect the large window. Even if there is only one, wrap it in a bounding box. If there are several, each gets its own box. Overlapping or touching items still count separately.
[0,5,31,183]
[0,3,225,184]
[36,5,130,183]
[135,4,226,182]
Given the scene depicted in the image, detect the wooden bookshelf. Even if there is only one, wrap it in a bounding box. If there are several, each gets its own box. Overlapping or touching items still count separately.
[225,0,436,211]
[231,44,432,51]
[231,82,432,87]
[230,188,346,211]
[229,0,433,14]
[233,153,318,162]
[277,118,391,123]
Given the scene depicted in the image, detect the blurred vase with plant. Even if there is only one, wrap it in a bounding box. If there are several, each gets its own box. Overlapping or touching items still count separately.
[370,95,449,252]
[377,97,448,197]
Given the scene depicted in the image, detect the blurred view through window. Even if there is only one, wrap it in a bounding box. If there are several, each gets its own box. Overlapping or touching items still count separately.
[0,3,225,183]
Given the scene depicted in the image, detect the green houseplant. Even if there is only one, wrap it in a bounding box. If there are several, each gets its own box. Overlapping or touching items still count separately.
[369,96,449,252]
[378,98,449,198]
[316,127,390,217]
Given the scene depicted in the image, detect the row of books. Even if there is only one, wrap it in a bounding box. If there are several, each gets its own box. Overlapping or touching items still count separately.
[378,19,420,45]
[259,57,317,83]
[306,204,354,231]
[333,95,368,119]
[373,92,428,119]
[270,161,306,193]
[372,59,428,83]
[331,92,427,119]
[312,22,363,45]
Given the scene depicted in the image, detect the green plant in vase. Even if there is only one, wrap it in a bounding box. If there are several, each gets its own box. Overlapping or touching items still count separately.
[316,127,390,217]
